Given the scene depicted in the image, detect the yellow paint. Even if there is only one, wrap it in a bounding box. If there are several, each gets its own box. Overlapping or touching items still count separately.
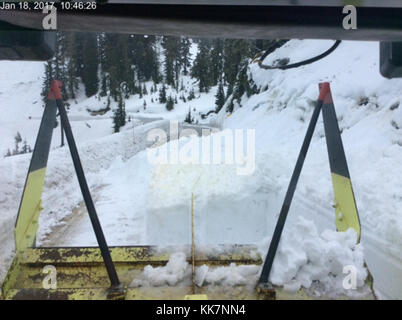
[331,173,361,242]
[184,294,208,300]
[14,168,47,252]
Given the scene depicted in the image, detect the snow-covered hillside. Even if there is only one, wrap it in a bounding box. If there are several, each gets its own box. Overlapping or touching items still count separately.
[0,39,401,299]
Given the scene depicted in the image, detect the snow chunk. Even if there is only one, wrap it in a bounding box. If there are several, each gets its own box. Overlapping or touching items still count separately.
[196,263,260,287]
[130,252,191,287]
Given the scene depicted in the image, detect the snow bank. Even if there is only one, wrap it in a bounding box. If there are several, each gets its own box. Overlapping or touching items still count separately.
[145,150,281,245]
[0,120,169,280]
[262,217,368,297]
[131,216,369,298]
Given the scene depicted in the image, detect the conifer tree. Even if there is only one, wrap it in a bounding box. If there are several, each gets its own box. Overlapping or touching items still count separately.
[162,37,180,86]
[191,40,213,92]
[81,33,99,97]
[113,107,120,133]
[14,132,22,154]
[188,88,195,101]
[166,96,174,111]
[21,139,31,154]
[210,39,224,86]
[41,62,54,102]
[113,92,126,132]
[100,74,108,97]
[185,108,192,124]
[139,85,143,98]
[180,38,192,76]
[159,84,167,103]
[215,80,226,113]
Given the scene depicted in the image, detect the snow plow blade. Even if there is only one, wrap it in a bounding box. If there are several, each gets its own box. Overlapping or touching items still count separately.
[1,246,375,300]
[1,245,261,300]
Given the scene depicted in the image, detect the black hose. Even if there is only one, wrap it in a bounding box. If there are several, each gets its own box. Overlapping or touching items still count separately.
[258,40,342,70]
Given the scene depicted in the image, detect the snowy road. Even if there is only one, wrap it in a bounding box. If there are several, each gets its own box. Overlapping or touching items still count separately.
[33,124,402,299]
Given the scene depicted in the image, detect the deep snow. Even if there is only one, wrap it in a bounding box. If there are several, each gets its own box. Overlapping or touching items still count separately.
[0,39,401,299]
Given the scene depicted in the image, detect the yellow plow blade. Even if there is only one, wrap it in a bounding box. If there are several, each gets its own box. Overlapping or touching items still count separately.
[1,245,260,300]
[1,245,375,300]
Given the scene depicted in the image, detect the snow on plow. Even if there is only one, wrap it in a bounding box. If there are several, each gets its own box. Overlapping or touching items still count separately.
[1,246,262,300]
[0,245,375,300]
[0,81,375,300]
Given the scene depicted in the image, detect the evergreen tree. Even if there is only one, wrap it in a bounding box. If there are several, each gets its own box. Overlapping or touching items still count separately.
[161,36,181,86]
[65,32,80,100]
[222,39,255,87]
[139,85,143,98]
[113,107,120,133]
[81,33,99,97]
[119,94,126,127]
[14,132,22,154]
[21,139,31,154]
[112,92,126,132]
[100,74,108,97]
[185,108,192,124]
[210,39,224,86]
[215,80,225,113]
[188,88,195,101]
[191,40,213,92]
[180,38,192,75]
[41,62,54,102]
[232,59,258,106]
[226,99,235,114]
[166,96,174,111]
[159,84,167,103]
[38,34,262,118]
[232,59,249,104]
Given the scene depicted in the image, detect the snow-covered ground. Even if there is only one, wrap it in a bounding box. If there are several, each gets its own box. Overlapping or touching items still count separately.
[0,39,401,299]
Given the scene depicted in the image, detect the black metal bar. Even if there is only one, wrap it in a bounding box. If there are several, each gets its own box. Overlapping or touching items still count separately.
[60,116,64,147]
[258,97,323,285]
[55,98,120,288]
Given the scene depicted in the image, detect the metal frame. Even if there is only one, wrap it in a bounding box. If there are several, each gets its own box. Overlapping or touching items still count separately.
[258,82,361,289]
[1,4,402,41]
